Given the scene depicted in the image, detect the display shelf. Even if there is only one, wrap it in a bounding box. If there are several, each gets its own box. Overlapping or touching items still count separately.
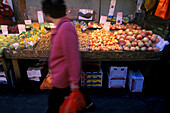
[3,49,162,61]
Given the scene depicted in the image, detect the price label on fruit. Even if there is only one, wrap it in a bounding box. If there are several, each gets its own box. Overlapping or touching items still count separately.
[18,24,26,34]
[108,0,117,16]
[1,25,8,35]
[103,22,111,31]
[24,20,32,25]
[100,16,107,24]
[37,11,44,23]
[116,12,123,25]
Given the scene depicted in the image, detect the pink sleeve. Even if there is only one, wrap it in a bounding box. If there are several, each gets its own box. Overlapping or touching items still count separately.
[61,28,81,84]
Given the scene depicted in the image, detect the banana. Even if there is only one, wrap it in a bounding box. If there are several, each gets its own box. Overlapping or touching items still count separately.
[144,0,157,11]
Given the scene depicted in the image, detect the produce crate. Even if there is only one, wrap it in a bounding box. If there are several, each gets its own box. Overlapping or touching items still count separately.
[0,72,7,84]
[128,70,144,92]
[81,69,103,87]
[108,78,126,88]
[109,66,128,79]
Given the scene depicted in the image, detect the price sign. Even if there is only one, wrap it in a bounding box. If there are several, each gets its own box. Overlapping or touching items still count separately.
[108,0,117,16]
[78,9,93,20]
[33,23,39,30]
[18,24,26,34]
[1,25,8,35]
[103,22,111,31]
[100,16,107,24]
[37,11,44,23]
[116,12,123,24]
[24,20,32,25]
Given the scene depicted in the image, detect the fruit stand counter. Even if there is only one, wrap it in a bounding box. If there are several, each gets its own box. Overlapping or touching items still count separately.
[3,49,162,61]
[2,49,162,87]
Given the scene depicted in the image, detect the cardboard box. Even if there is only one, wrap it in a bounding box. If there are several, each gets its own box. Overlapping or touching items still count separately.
[108,78,126,88]
[109,66,128,79]
[128,70,144,92]
[27,67,43,78]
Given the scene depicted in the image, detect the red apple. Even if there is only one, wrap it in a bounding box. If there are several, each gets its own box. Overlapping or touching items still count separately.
[148,47,153,51]
[155,37,159,43]
[138,41,144,47]
[135,46,140,51]
[132,41,137,46]
[129,36,135,42]
[153,47,159,52]
[124,47,129,51]
[141,47,147,51]
[136,35,142,40]
[143,37,149,42]
[146,30,153,35]
[130,47,136,51]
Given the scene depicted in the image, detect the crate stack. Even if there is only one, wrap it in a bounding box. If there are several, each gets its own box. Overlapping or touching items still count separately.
[108,66,128,88]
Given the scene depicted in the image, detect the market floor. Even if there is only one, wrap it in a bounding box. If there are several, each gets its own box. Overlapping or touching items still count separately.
[0,86,169,113]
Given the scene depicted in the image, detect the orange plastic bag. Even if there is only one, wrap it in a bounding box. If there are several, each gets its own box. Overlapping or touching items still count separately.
[155,0,170,19]
[59,91,86,113]
[40,75,53,90]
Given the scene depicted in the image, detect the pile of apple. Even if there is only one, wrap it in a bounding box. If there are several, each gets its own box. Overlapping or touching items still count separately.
[89,29,121,51]
[117,29,159,51]
[88,22,103,29]
[111,23,141,30]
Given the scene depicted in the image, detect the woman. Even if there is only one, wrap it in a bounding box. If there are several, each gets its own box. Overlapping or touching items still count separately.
[42,0,95,113]
[0,0,14,25]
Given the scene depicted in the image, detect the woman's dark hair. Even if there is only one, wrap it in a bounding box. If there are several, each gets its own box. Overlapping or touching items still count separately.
[42,0,66,18]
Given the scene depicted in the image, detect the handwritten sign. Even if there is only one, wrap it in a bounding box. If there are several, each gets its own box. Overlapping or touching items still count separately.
[103,22,111,31]
[1,25,8,35]
[116,12,123,24]
[33,23,39,30]
[24,20,32,25]
[37,11,44,23]
[78,9,93,20]
[108,0,117,16]
[100,16,107,24]
[18,24,26,34]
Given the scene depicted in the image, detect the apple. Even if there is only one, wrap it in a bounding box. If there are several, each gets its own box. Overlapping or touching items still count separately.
[148,47,153,51]
[128,32,133,36]
[138,41,144,47]
[150,36,156,42]
[119,40,126,46]
[129,36,135,42]
[132,41,137,46]
[153,47,159,52]
[135,46,140,51]
[146,30,153,35]
[126,36,131,40]
[144,42,150,47]
[130,47,136,51]
[133,30,139,35]
[155,37,159,43]
[141,47,147,51]
[140,32,146,37]
[124,47,129,51]
[136,35,142,40]
[126,42,131,47]
[143,37,149,42]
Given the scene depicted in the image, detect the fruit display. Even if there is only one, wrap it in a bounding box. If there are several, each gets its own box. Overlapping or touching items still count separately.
[116,29,160,51]
[77,31,89,51]
[34,32,51,50]
[88,22,103,29]
[89,29,122,51]
[111,23,141,30]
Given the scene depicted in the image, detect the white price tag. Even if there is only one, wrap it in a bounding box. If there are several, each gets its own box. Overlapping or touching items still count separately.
[1,25,8,35]
[103,22,111,31]
[116,12,123,24]
[24,20,32,25]
[37,11,44,23]
[108,0,117,16]
[99,16,107,24]
[18,24,26,34]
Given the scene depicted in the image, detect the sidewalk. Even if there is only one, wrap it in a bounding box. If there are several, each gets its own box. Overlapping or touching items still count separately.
[0,86,169,113]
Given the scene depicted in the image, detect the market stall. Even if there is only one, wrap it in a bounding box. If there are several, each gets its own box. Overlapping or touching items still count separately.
[0,0,169,91]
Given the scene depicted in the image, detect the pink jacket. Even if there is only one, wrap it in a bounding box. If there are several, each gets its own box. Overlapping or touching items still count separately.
[49,17,81,88]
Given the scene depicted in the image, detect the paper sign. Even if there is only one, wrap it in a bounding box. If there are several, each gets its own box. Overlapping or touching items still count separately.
[116,12,123,24]
[24,20,32,25]
[103,22,111,31]
[18,24,26,34]
[108,0,117,16]
[37,11,44,23]
[1,25,8,35]
[100,16,107,24]
[33,23,39,30]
